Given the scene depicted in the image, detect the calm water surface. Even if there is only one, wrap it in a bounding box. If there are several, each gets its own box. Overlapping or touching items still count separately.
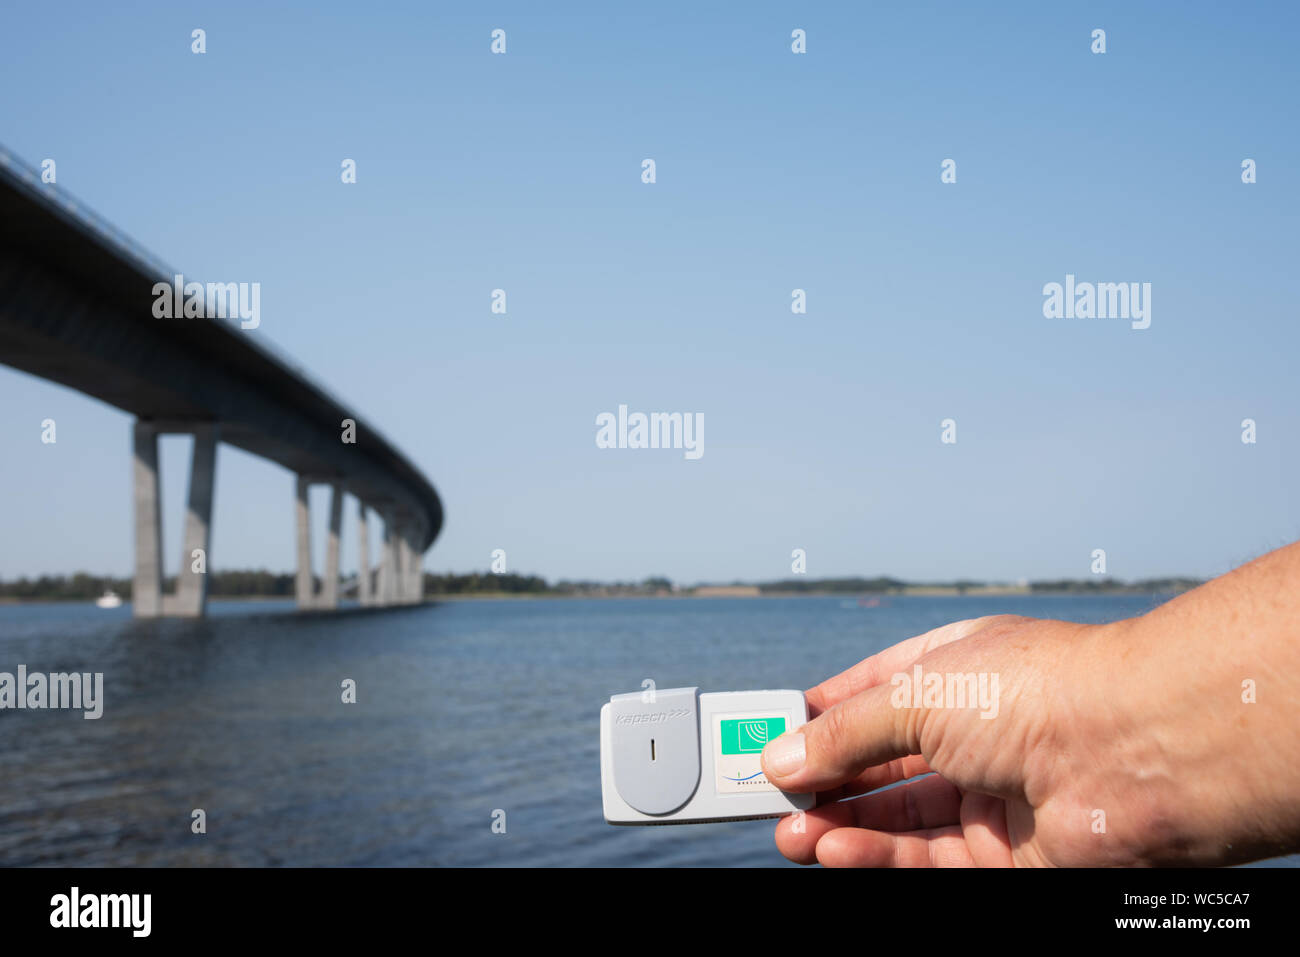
[1,595,1294,867]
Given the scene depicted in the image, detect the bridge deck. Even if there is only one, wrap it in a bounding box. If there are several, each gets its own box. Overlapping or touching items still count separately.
[0,147,442,552]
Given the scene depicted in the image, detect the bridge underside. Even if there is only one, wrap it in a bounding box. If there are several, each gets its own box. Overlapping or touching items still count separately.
[0,154,442,616]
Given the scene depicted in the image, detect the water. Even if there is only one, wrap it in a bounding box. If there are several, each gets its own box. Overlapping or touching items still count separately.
[0,595,1294,867]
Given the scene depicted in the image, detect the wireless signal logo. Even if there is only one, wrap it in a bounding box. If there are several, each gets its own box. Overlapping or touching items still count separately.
[719,716,786,755]
[738,720,772,751]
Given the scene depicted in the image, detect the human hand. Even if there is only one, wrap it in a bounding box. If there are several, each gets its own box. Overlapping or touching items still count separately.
[762,577,1300,867]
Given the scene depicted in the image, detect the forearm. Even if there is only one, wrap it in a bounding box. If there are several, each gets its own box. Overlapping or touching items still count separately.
[1078,542,1300,864]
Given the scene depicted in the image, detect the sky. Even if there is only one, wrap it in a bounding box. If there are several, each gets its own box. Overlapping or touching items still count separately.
[0,1,1297,585]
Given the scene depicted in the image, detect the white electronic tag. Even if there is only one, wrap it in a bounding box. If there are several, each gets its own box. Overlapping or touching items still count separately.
[600,687,815,825]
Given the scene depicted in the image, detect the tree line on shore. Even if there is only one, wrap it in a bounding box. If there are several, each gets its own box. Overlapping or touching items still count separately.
[0,570,1202,601]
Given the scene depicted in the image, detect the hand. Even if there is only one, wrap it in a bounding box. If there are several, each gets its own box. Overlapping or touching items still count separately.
[761,544,1300,867]
[762,614,1112,866]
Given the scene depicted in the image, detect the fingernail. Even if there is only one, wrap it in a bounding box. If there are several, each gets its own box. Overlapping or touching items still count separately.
[763,732,806,776]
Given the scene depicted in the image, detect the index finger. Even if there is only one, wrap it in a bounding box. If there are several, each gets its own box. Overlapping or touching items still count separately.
[806,615,1009,717]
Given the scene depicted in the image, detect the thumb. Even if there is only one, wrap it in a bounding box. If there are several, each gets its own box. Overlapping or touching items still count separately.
[761,682,922,793]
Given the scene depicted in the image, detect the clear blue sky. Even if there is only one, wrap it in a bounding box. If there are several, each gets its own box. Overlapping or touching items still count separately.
[1,1,1296,584]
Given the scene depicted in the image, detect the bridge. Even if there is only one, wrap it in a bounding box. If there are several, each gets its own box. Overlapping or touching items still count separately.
[0,147,443,617]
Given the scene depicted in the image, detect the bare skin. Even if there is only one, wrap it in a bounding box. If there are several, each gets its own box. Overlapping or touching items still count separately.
[760,540,1300,867]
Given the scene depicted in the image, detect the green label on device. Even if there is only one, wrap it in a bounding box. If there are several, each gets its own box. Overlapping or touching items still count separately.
[719,717,786,755]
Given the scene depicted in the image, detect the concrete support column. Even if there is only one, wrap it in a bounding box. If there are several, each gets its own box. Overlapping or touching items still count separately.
[394,527,408,605]
[172,424,218,618]
[292,485,415,613]
[376,517,388,605]
[390,512,405,600]
[321,483,342,609]
[295,476,314,609]
[398,531,410,604]
[393,516,408,604]
[407,526,424,604]
[378,512,397,606]
[132,421,163,618]
[357,504,372,606]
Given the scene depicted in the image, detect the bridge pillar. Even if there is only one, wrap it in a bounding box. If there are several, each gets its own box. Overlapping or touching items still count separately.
[294,476,314,608]
[397,530,410,604]
[357,504,372,606]
[392,515,408,604]
[132,422,163,617]
[133,421,221,618]
[400,525,422,604]
[294,477,347,610]
[169,424,218,617]
[321,483,343,609]
[377,511,398,606]
[375,523,387,605]
[398,522,411,604]
[410,524,424,604]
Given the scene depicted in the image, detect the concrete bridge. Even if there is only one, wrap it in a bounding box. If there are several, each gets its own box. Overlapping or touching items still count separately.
[0,147,443,617]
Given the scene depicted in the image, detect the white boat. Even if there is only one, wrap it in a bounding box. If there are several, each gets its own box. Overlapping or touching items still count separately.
[95,589,122,609]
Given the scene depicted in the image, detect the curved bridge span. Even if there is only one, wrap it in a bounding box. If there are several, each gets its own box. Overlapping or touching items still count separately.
[0,147,443,617]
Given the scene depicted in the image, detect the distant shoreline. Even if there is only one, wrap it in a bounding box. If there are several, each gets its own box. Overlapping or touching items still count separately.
[425,588,1193,601]
[0,570,1202,604]
[0,588,1194,606]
